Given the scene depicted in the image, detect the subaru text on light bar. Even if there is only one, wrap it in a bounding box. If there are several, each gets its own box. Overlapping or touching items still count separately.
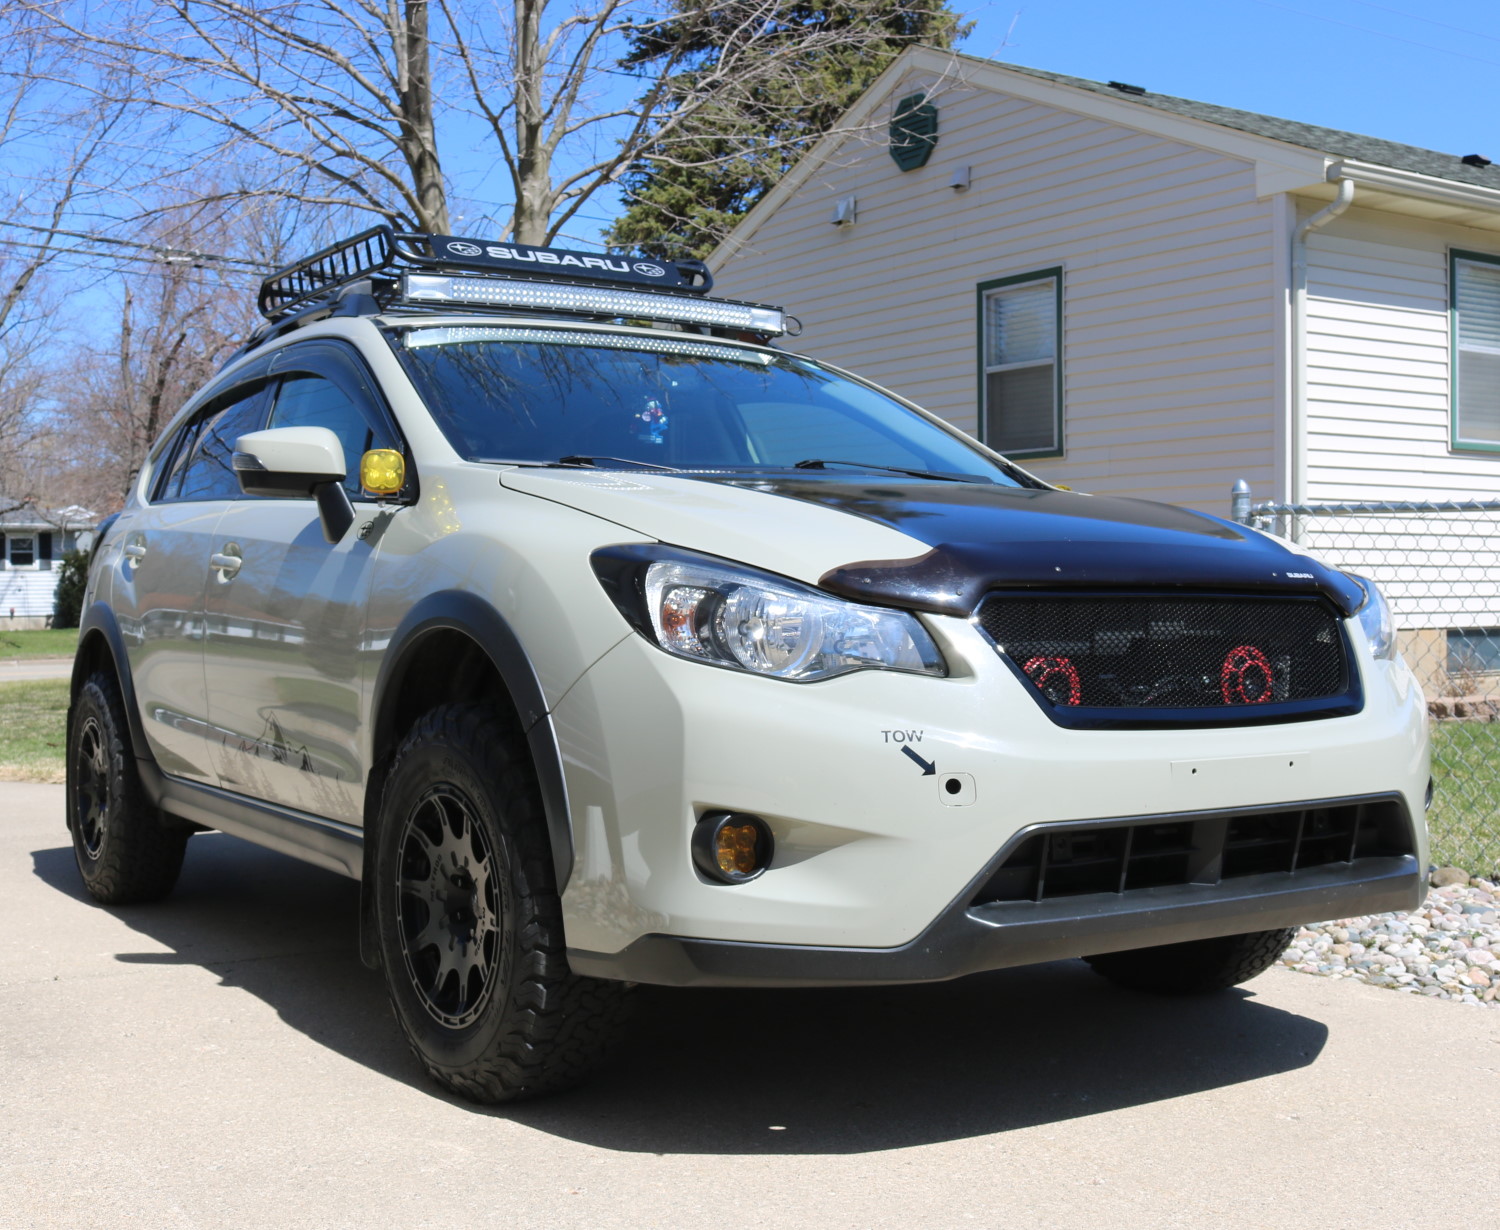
[252,225,789,339]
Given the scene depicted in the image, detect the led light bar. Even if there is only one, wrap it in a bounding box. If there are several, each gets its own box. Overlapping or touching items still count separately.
[401,273,787,336]
[403,325,775,364]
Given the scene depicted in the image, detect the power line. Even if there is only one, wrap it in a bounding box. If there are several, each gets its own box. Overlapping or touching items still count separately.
[1343,0,1500,47]
[1248,0,1500,70]
[0,219,274,272]
[0,236,263,281]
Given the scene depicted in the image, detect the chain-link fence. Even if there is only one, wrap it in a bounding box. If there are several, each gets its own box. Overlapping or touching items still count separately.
[1231,485,1500,877]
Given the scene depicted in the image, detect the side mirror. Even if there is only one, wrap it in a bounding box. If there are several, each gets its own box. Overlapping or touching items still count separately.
[234,427,354,543]
[233,427,346,495]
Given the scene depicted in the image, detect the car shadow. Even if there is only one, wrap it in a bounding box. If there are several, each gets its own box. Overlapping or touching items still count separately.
[33,832,1329,1155]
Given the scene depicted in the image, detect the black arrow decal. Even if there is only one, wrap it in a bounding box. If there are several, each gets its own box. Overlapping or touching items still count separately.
[901,745,936,775]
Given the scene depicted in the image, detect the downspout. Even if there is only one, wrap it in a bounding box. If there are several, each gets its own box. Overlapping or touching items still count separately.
[1290,176,1355,508]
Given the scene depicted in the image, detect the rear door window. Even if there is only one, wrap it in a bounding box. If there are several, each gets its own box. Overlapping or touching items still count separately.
[152,418,206,502]
[171,384,272,502]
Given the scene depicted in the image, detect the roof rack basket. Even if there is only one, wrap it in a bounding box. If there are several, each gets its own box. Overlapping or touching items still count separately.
[259,221,751,304]
[258,226,395,319]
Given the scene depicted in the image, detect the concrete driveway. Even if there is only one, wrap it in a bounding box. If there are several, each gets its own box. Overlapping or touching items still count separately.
[2,780,1495,1230]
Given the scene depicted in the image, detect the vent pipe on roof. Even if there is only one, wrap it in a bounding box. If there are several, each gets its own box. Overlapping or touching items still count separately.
[1290,176,1355,513]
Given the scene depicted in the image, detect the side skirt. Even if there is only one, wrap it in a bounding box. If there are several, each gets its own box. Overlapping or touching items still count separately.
[143,761,363,880]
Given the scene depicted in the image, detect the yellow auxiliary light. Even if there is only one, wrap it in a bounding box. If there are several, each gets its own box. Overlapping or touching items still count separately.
[691,812,773,884]
[360,448,406,496]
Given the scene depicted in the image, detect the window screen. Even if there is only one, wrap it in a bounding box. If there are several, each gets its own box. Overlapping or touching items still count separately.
[1454,252,1500,448]
[980,271,1061,456]
[9,536,34,567]
[1448,627,1500,674]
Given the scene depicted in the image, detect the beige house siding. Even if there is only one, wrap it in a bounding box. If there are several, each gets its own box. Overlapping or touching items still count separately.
[1296,206,1500,631]
[1303,204,1500,502]
[711,76,1282,515]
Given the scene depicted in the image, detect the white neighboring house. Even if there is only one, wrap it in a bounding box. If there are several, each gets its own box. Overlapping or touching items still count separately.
[0,505,98,628]
[707,47,1500,688]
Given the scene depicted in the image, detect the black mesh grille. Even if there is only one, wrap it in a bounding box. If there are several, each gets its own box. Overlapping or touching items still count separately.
[972,798,1413,906]
[976,593,1349,714]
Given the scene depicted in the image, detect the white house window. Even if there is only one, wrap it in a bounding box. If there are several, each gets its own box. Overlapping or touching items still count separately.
[8,536,35,567]
[978,268,1063,457]
[1452,250,1500,450]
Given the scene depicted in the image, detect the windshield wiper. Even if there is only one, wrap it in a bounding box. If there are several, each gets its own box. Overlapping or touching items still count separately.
[555,455,681,472]
[792,458,986,483]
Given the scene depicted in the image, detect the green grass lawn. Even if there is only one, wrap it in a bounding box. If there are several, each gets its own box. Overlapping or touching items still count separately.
[1428,720,1500,875]
[0,628,79,660]
[0,678,69,783]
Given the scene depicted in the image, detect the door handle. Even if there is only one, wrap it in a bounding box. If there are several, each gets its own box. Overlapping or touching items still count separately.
[210,547,242,579]
[123,542,147,562]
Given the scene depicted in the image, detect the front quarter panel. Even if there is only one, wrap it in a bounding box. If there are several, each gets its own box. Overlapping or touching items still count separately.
[362,463,648,741]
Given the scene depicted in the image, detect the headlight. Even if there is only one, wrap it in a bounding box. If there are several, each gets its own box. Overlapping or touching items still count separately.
[1349,574,1396,660]
[593,547,945,682]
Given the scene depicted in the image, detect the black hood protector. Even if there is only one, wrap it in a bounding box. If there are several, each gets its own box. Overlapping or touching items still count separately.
[693,476,1365,617]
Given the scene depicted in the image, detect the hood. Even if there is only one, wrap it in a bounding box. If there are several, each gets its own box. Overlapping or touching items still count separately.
[501,468,1364,617]
[497,467,928,586]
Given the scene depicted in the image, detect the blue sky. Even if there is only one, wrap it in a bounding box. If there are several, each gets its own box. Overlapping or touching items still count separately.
[556,0,1500,247]
[961,0,1500,159]
[12,0,1498,312]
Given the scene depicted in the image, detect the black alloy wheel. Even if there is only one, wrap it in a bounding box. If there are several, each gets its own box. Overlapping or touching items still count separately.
[66,670,188,904]
[394,785,501,1031]
[72,713,111,860]
[373,703,633,1103]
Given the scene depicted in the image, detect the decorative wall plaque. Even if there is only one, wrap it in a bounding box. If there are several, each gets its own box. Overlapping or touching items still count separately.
[889,93,939,171]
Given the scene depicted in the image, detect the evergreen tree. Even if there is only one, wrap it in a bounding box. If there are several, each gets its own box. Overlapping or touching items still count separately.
[52,550,89,630]
[607,2,968,261]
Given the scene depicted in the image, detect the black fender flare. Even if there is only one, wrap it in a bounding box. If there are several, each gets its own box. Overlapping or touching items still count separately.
[365,589,575,894]
[73,602,152,768]
[72,601,170,808]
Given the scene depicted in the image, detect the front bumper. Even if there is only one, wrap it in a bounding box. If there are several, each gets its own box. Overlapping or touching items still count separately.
[569,798,1423,986]
[554,613,1430,965]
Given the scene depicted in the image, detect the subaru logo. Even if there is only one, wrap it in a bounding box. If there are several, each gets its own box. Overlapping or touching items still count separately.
[632,262,666,278]
[447,241,484,257]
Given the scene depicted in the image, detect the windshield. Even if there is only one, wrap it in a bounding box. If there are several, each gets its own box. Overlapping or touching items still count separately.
[393,325,1029,484]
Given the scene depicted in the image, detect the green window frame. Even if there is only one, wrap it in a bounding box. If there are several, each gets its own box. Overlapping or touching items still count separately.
[1450,248,1500,453]
[976,267,1064,458]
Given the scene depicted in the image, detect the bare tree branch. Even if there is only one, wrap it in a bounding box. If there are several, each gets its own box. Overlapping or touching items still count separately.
[17,0,957,246]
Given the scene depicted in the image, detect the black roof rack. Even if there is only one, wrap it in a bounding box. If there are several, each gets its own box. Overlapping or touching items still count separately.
[257,226,717,321]
[257,226,395,319]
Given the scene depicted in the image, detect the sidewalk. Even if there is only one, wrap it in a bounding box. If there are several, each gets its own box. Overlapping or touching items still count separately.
[0,657,73,682]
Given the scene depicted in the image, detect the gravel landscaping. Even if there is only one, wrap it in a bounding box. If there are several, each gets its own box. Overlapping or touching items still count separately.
[1281,871,1500,1007]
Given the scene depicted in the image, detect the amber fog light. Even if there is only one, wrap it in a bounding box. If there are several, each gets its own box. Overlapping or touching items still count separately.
[692,812,773,884]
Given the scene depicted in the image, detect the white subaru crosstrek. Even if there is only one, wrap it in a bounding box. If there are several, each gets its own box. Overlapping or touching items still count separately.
[67,229,1430,1102]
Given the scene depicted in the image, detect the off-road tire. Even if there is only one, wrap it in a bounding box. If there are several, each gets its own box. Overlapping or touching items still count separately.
[373,703,632,1104]
[1083,927,1297,994]
[66,670,188,904]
